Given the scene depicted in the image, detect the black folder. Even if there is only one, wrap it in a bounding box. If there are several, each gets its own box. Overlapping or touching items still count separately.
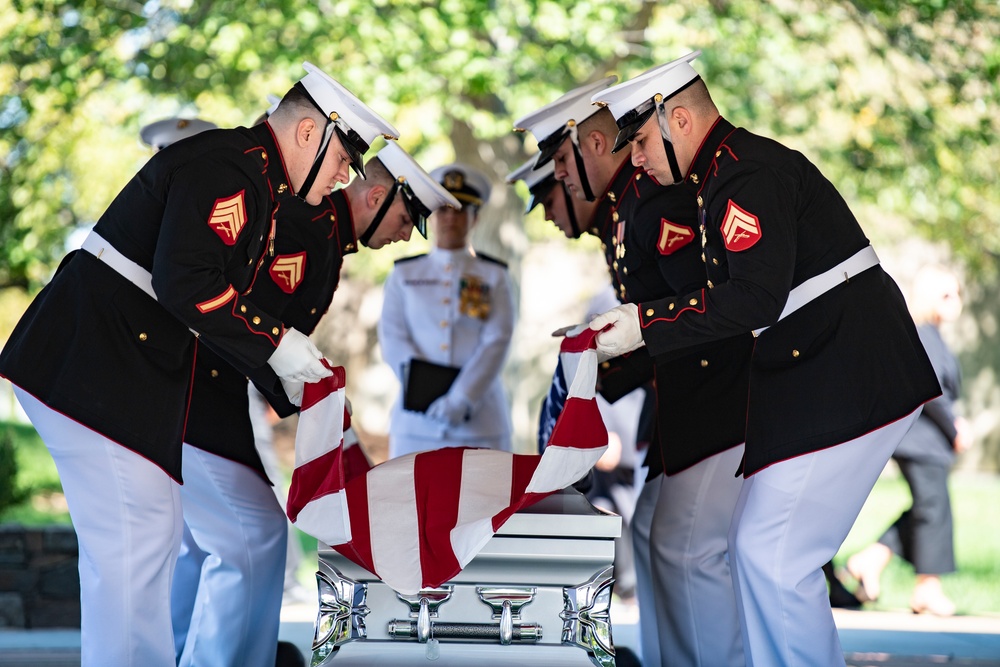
[403,358,461,412]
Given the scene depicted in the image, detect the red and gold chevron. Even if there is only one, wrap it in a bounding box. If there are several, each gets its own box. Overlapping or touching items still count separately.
[270,252,307,294]
[657,219,695,255]
[721,199,762,252]
[207,190,247,246]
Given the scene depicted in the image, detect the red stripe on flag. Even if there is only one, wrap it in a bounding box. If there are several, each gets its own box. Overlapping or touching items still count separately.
[335,475,375,574]
[301,365,346,411]
[414,448,465,589]
[548,396,608,450]
[559,327,601,353]
[286,445,343,522]
[342,443,371,483]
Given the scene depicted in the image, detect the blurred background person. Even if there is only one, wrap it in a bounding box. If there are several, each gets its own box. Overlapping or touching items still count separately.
[379,162,515,458]
[847,264,970,616]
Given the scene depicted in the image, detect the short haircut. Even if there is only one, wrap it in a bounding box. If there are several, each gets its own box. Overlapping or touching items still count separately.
[669,78,718,118]
[578,107,618,140]
[269,86,324,125]
[356,155,394,190]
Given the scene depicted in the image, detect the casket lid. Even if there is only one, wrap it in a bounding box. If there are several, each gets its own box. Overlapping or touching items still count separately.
[496,488,622,539]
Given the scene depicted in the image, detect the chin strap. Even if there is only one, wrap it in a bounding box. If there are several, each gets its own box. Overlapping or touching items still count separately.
[359,180,401,248]
[563,184,582,238]
[568,124,596,202]
[655,94,684,185]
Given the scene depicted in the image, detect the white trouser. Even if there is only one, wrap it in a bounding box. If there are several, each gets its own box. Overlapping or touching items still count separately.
[729,410,920,667]
[173,444,288,667]
[630,473,662,667]
[388,433,509,459]
[171,523,207,658]
[15,388,182,667]
[650,445,745,667]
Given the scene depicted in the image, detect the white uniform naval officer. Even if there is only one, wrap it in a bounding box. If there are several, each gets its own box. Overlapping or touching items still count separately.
[379,163,516,458]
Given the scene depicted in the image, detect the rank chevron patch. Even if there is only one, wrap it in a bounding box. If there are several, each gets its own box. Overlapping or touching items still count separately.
[270,252,307,294]
[721,199,762,252]
[657,219,695,255]
[207,190,247,246]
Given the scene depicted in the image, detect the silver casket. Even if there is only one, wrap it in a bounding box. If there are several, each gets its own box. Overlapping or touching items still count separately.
[311,487,621,666]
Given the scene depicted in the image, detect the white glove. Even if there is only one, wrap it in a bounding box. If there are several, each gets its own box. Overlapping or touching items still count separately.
[280,378,304,407]
[589,303,645,359]
[426,394,471,426]
[267,328,332,382]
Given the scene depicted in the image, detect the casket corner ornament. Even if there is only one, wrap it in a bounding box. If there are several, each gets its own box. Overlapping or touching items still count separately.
[560,565,616,667]
[312,560,369,665]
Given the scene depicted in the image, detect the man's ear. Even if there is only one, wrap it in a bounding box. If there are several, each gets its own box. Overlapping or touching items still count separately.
[673,106,693,137]
[366,184,387,210]
[588,130,608,157]
[296,117,317,148]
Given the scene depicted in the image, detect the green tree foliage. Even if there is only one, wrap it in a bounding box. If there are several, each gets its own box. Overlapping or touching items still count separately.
[4,0,997,288]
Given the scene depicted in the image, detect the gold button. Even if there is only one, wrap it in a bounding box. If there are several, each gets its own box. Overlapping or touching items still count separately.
[645,308,654,316]
[707,280,714,288]
[247,258,253,266]
[261,150,267,161]
[138,332,147,341]
[689,298,698,305]
[330,214,335,221]
[591,227,599,235]
[272,327,279,335]
[444,264,452,271]
[346,243,355,251]
[635,173,642,181]
[608,192,616,202]
[440,320,448,328]
[252,316,261,325]
[716,150,722,157]
[601,362,611,369]
[623,266,628,275]
[613,261,619,270]
[713,258,719,265]
[697,196,704,207]
[668,303,675,310]
[211,369,219,378]
[310,308,317,314]
[701,253,706,263]
[443,281,451,287]
[612,211,619,222]
[440,343,449,350]
[691,173,699,184]
[792,349,800,358]
[240,305,247,313]
[443,298,451,305]
[700,359,708,367]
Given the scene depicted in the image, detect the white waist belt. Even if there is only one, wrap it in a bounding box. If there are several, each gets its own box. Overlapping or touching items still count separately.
[81,231,157,300]
[753,244,879,336]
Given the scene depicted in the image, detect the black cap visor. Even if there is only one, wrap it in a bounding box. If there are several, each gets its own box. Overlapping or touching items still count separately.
[526,176,558,213]
[534,127,572,168]
[400,182,431,238]
[335,126,370,180]
[612,102,655,154]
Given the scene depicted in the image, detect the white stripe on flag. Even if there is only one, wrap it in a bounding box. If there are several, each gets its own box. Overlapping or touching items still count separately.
[294,489,351,547]
[565,348,598,401]
[451,450,515,567]
[526,445,602,494]
[295,389,345,466]
[367,455,422,594]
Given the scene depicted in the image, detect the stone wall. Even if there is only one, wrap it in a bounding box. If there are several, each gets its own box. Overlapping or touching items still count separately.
[0,525,79,629]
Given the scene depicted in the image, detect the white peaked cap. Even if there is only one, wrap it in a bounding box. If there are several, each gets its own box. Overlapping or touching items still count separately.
[513,76,618,146]
[376,142,460,211]
[298,62,399,145]
[591,51,703,121]
[139,117,216,150]
[505,153,554,188]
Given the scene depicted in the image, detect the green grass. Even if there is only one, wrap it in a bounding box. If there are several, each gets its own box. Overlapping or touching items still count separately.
[0,421,70,525]
[835,468,1000,616]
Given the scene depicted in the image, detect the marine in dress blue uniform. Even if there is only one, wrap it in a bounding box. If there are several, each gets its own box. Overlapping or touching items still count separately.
[172,128,455,667]
[518,72,751,666]
[380,163,516,458]
[590,52,941,667]
[0,61,395,666]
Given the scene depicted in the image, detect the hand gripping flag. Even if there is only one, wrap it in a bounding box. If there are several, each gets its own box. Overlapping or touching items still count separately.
[286,327,608,595]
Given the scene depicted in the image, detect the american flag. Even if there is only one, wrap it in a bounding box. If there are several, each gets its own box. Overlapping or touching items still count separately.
[286,328,608,594]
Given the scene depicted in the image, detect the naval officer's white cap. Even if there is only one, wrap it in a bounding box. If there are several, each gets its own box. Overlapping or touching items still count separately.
[139,117,217,150]
[430,163,492,209]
